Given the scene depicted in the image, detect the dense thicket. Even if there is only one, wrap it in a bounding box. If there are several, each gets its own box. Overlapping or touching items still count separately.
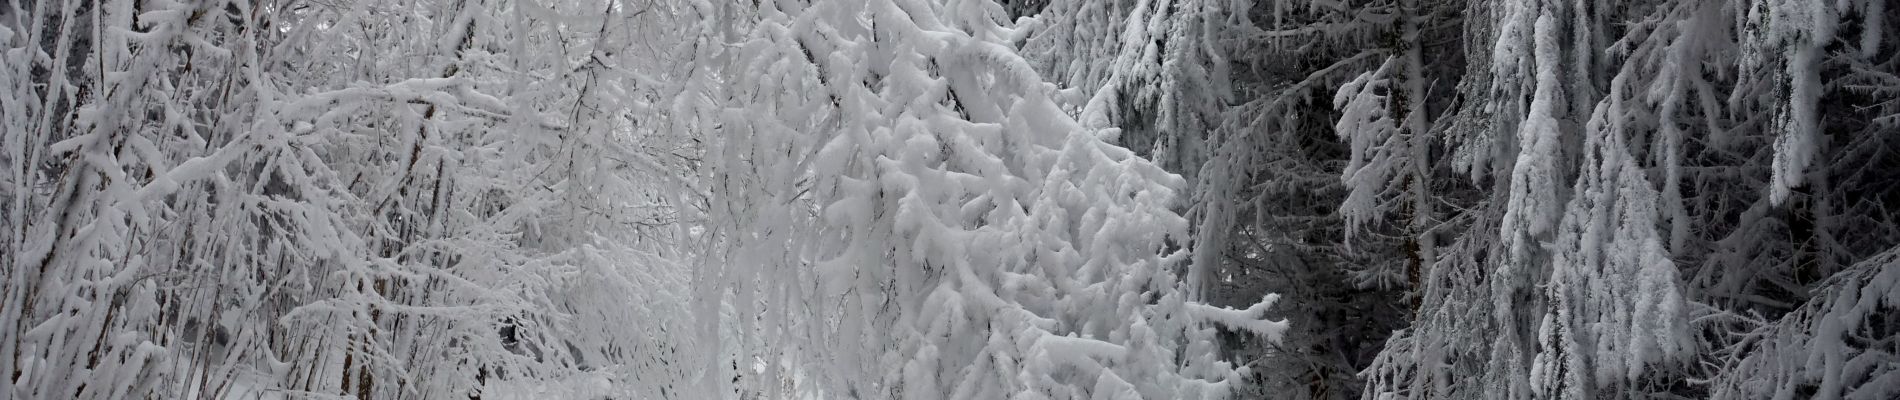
[5,0,1899,399]
[3,0,702,398]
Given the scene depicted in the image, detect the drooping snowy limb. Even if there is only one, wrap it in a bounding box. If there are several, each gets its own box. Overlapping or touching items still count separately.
[1484,4,1572,400]
[1712,245,1900,400]
[1534,94,1691,399]
[1334,59,1404,237]
[1360,208,1507,400]
[1023,0,1249,180]
[1330,10,1443,297]
[1740,0,1843,205]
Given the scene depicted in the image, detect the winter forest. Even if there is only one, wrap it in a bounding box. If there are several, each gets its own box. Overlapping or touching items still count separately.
[3,0,1899,398]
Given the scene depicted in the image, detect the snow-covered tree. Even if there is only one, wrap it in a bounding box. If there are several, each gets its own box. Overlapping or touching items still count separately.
[688,0,1286,398]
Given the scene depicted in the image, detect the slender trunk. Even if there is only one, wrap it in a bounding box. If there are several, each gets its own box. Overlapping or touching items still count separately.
[1399,0,1434,311]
